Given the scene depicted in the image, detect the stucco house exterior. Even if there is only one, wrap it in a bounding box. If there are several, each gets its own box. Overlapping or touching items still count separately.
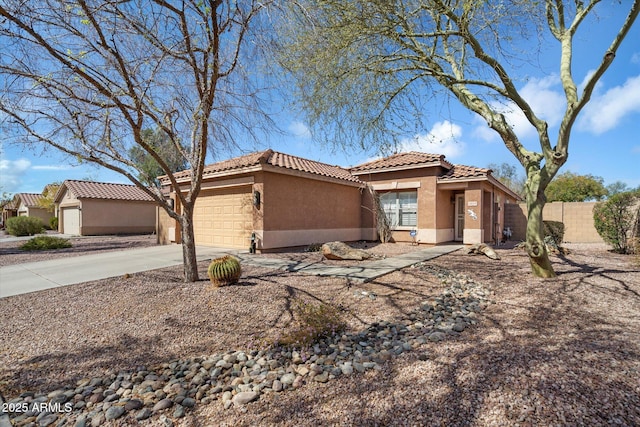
[158,150,364,249]
[158,150,520,251]
[2,193,54,226]
[55,180,157,235]
[351,152,520,245]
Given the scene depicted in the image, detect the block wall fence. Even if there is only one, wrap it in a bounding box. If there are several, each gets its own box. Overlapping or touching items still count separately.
[504,202,604,243]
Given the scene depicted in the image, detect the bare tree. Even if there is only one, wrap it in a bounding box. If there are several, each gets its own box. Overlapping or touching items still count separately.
[274,0,639,277]
[0,0,272,281]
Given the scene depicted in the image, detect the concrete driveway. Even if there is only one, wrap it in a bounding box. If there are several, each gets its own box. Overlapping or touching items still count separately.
[0,245,233,298]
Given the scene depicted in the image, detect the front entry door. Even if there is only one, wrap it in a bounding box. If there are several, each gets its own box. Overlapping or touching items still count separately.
[455,194,465,241]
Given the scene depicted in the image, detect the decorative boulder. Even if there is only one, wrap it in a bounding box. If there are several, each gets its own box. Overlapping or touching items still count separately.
[467,243,501,260]
[321,241,372,261]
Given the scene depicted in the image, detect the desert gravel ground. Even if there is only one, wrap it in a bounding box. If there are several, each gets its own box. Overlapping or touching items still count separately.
[1,235,639,426]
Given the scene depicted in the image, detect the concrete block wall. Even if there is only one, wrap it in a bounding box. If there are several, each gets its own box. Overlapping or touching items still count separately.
[504,202,604,243]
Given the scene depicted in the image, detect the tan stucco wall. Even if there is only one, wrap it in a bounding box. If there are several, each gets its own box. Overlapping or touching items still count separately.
[17,204,53,226]
[505,202,604,243]
[79,199,156,235]
[157,198,177,245]
[357,167,447,244]
[255,171,363,249]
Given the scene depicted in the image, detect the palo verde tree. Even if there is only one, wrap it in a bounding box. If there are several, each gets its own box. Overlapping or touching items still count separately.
[0,0,272,282]
[274,0,639,277]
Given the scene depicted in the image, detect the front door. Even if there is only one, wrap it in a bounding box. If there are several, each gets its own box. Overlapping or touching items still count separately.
[455,194,465,241]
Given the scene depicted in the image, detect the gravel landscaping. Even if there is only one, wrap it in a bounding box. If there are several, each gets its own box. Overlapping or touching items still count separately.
[1,236,638,426]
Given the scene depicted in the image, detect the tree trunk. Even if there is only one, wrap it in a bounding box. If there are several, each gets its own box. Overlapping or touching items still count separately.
[179,206,200,282]
[525,189,556,278]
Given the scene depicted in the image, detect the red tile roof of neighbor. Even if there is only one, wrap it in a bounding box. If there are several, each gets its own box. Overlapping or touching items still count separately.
[349,152,452,173]
[16,193,43,208]
[168,149,363,184]
[61,180,155,202]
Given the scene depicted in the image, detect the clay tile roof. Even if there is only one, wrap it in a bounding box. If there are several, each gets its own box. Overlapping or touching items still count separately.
[266,151,362,183]
[17,193,43,207]
[438,164,490,180]
[168,149,362,184]
[62,180,154,202]
[350,151,450,173]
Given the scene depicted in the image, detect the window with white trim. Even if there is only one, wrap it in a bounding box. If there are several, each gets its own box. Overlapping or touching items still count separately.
[380,191,417,227]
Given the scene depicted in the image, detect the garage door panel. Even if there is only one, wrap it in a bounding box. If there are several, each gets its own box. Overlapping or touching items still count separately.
[193,187,252,249]
[62,207,80,235]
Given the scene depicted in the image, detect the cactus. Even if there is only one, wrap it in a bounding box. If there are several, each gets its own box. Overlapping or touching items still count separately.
[207,255,242,287]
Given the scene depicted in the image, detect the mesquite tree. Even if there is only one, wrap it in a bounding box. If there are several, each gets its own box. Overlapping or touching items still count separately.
[275,0,639,277]
[0,0,272,281]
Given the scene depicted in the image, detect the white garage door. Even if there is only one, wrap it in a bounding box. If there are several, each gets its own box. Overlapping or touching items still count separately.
[62,207,80,235]
[193,187,253,248]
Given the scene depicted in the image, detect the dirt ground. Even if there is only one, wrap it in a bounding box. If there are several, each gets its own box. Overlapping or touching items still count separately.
[1,236,638,426]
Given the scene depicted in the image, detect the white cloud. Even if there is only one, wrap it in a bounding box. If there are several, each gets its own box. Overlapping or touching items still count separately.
[0,157,31,193]
[578,75,640,134]
[399,120,466,159]
[472,75,566,141]
[32,164,71,171]
[631,52,640,64]
[288,121,312,139]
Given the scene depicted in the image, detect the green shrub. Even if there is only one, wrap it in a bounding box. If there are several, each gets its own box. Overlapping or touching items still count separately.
[50,217,59,230]
[20,236,72,251]
[6,216,45,237]
[207,255,242,287]
[593,190,640,254]
[543,220,565,246]
[276,299,347,349]
[305,243,323,252]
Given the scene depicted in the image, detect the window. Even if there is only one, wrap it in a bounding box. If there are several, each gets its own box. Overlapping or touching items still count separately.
[380,191,417,227]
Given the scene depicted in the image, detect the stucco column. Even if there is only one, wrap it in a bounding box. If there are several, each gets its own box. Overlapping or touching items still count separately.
[463,188,483,244]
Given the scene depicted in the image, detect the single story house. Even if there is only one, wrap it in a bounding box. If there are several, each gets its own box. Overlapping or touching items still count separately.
[55,180,157,235]
[158,150,520,251]
[1,198,18,227]
[2,193,54,226]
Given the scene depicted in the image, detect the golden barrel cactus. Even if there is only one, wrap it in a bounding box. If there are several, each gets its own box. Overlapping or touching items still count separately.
[207,255,242,287]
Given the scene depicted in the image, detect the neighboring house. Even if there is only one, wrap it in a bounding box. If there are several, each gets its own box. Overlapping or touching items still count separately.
[55,180,157,235]
[158,150,520,250]
[5,193,54,226]
[1,198,18,227]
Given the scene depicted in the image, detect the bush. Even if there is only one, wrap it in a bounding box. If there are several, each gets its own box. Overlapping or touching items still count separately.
[20,236,72,251]
[543,220,565,246]
[6,216,45,237]
[276,299,347,349]
[593,190,640,254]
[50,217,59,230]
[305,243,323,252]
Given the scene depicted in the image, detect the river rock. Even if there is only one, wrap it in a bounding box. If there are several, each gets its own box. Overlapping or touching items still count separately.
[232,391,259,406]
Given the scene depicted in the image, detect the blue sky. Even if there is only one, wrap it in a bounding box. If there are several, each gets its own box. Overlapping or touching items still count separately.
[1,4,639,196]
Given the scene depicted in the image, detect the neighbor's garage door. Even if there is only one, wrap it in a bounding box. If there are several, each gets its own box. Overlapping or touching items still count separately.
[193,187,253,248]
[62,207,80,235]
